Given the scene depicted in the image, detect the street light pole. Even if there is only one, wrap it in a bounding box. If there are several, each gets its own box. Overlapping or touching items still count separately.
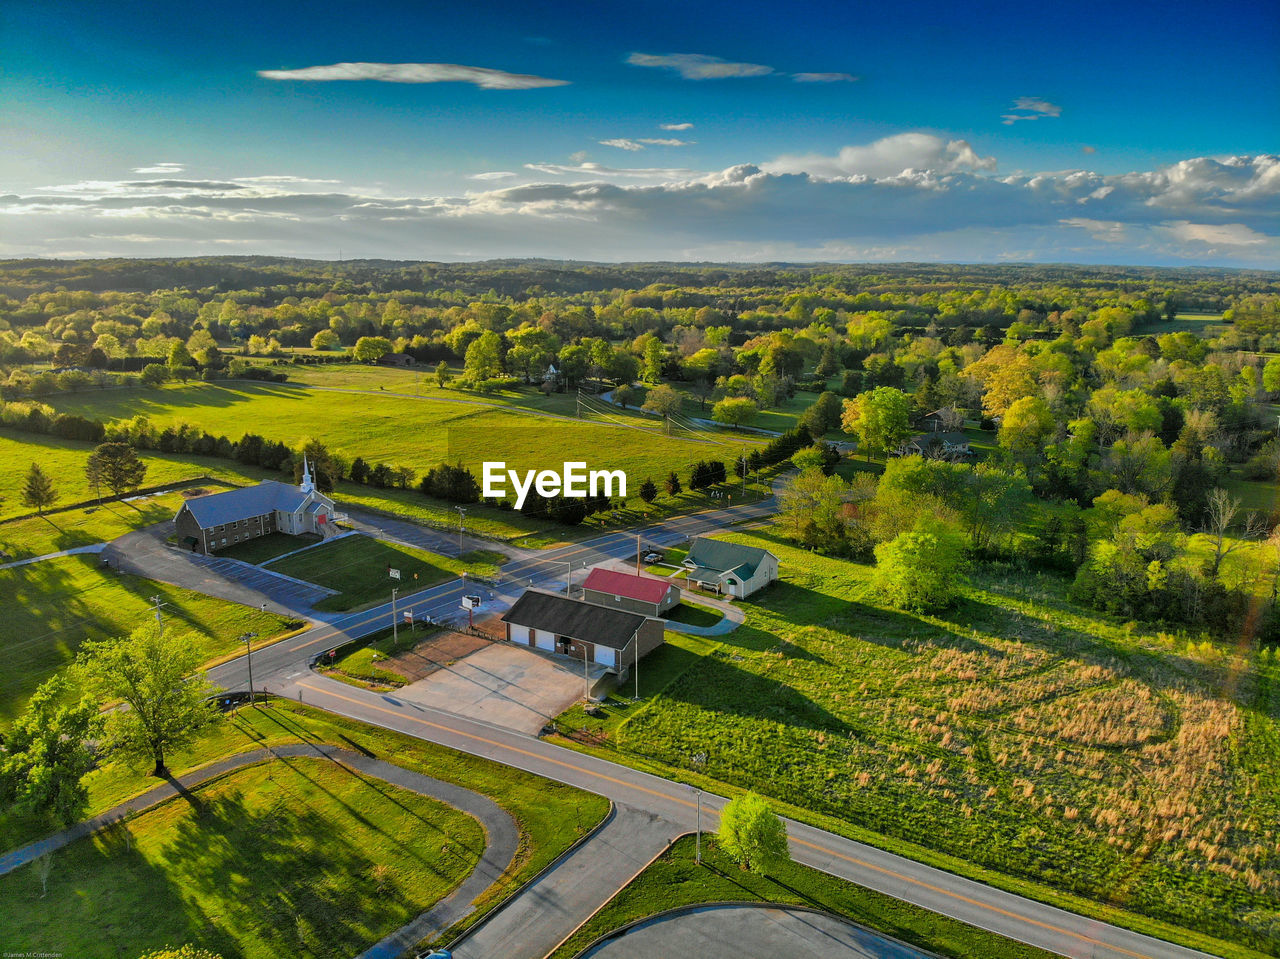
[581,644,590,700]
[238,632,257,705]
[455,506,467,552]
[392,587,399,644]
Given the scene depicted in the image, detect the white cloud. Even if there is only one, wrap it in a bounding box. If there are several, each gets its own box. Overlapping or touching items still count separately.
[765,133,997,178]
[1002,97,1063,124]
[231,175,341,185]
[660,122,694,131]
[257,62,569,89]
[1163,221,1269,246]
[626,52,773,80]
[791,72,858,83]
[599,139,646,152]
[132,162,184,174]
[469,171,517,180]
[600,137,693,150]
[5,148,1277,268]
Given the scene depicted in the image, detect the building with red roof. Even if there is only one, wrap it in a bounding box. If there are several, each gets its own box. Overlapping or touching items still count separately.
[582,566,681,617]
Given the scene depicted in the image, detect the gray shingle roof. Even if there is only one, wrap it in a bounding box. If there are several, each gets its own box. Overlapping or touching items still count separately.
[502,590,647,650]
[683,538,775,581]
[178,481,324,529]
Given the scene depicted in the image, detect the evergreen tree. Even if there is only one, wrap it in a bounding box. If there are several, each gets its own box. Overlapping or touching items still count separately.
[639,478,658,503]
[21,461,57,515]
[664,471,682,496]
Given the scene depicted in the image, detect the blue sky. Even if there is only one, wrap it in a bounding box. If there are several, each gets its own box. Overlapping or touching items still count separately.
[2,0,1277,265]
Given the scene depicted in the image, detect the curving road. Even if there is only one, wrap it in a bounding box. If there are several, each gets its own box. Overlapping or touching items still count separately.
[189,495,1220,959]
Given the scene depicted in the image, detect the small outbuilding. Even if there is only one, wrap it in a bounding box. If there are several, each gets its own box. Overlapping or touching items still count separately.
[501,589,664,675]
[582,567,681,617]
[682,537,778,598]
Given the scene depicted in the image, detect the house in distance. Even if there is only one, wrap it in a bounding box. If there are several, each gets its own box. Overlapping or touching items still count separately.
[501,589,664,676]
[682,537,779,598]
[582,567,681,617]
[174,457,337,554]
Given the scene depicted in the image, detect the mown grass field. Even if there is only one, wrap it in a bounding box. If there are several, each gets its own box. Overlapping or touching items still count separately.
[549,835,1058,959]
[1,759,484,959]
[263,535,506,611]
[557,531,1280,957]
[0,429,276,522]
[42,381,759,503]
[0,554,294,726]
[0,701,611,956]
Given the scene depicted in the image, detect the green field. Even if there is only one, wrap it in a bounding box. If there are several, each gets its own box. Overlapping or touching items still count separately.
[555,532,1280,957]
[1,759,485,959]
[218,530,323,564]
[0,429,278,522]
[42,381,759,502]
[0,489,200,561]
[550,835,1057,959]
[0,555,295,726]
[664,600,723,628]
[263,535,506,611]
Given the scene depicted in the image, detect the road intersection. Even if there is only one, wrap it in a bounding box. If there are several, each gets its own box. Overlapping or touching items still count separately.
[196,497,1216,959]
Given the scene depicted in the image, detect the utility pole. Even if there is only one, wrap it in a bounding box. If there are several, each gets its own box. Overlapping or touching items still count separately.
[150,595,164,627]
[455,505,467,552]
[392,587,399,644]
[636,533,642,575]
[582,644,591,700]
[565,561,573,596]
[634,634,640,701]
[690,785,703,864]
[239,632,257,705]
[741,447,747,497]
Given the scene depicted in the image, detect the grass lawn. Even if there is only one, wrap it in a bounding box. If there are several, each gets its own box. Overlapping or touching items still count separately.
[0,429,281,523]
[664,600,723,628]
[0,489,195,561]
[0,700,611,953]
[0,554,296,727]
[553,531,1280,958]
[550,835,1057,959]
[324,623,438,690]
[1,758,485,959]
[264,535,506,611]
[218,530,323,565]
[42,382,764,507]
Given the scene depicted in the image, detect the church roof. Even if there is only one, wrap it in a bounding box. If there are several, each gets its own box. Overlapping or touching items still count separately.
[178,481,331,529]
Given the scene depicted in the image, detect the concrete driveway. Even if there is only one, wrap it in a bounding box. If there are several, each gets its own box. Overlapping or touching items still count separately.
[391,644,601,733]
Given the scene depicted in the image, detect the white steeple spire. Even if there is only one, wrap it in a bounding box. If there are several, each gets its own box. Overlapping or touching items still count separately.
[300,454,315,494]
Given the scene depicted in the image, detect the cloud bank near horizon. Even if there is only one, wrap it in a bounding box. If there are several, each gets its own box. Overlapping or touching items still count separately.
[3,136,1277,267]
[257,62,569,89]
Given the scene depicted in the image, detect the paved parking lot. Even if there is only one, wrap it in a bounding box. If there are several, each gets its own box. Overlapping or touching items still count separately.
[392,644,602,733]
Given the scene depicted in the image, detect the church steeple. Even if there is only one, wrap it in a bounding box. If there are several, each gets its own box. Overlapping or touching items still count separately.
[300,455,315,495]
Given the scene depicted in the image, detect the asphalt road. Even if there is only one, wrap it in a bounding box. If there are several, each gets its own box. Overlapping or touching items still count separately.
[198,495,1219,959]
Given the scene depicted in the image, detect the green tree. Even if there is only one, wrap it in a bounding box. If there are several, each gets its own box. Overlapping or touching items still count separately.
[642,338,665,384]
[872,521,968,613]
[167,340,194,371]
[137,945,224,959]
[435,360,452,388]
[1263,355,1280,394]
[614,383,636,408]
[799,391,843,437]
[998,395,1055,454]
[21,461,57,515]
[717,792,789,874]
[310,329,340,350]
[463,330,502,383]
[841,387,912,460]
[78,623,217,777]
[140,363,170,387]
[664,470,682,496]
[711,396,759,428]
[639,478,658,504]
[86,442,148,498]
[0,674,100,825]
[353,335,394,363]
[642,384,683,433]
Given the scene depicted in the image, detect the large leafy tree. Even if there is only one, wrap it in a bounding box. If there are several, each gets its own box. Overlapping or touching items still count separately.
[711,396,759,428]
[85,442,147,499]
[21,461,57,515]
[463,330,503,383]
[352,335,393,363]
[0,674,100,825]
[872,521,969,613]
[642,384,683,433]
[717,792,790,874]
[78,623,217,778]
[841,387,912,460]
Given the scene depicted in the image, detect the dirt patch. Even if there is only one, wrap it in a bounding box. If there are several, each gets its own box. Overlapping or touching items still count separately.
[380,629,495,682]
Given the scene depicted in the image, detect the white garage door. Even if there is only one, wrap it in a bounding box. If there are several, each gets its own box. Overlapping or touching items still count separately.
[533,628,555,651]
